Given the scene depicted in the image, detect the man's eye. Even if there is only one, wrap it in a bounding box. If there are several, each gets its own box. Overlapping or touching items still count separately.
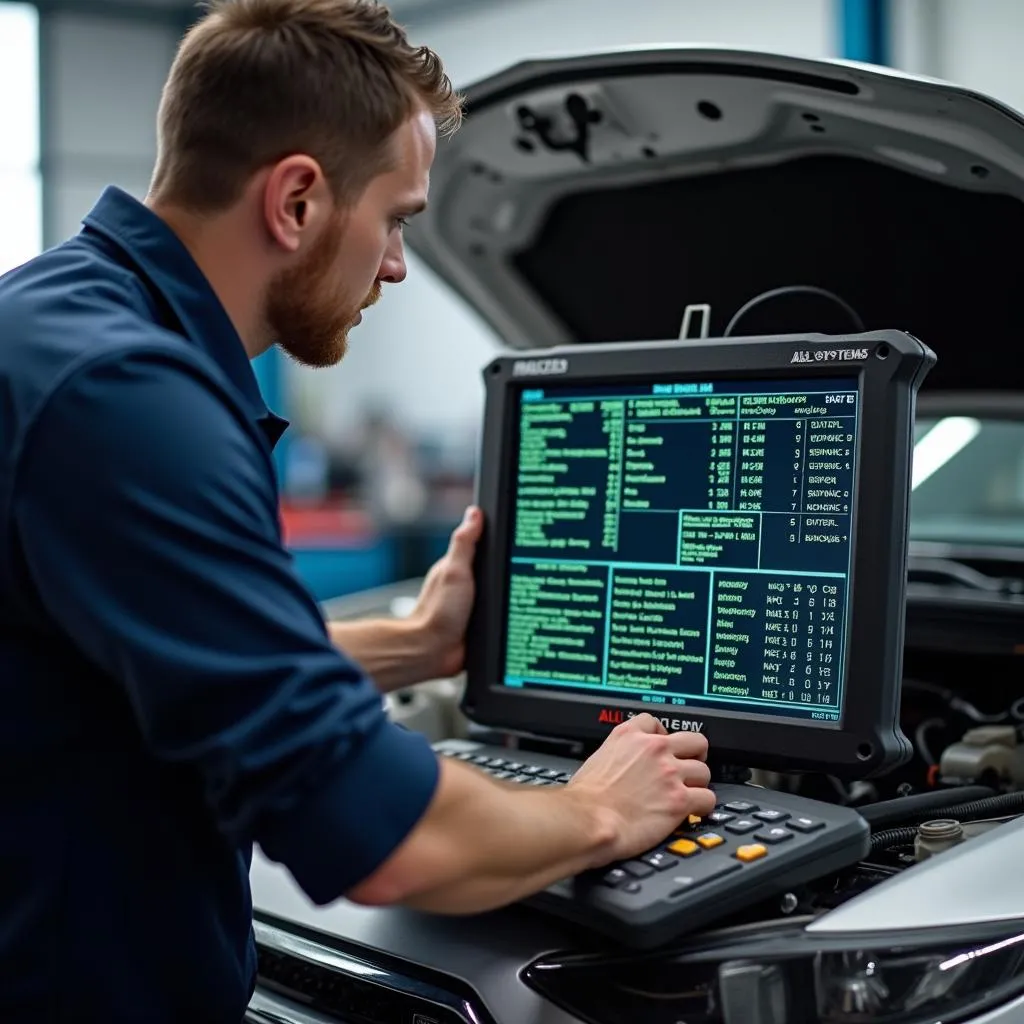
[393,217,408,230]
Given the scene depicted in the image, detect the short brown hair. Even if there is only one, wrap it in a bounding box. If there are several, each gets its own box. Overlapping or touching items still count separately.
[150,0,461,212]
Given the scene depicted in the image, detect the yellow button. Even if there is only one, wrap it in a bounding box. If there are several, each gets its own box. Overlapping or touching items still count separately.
[697,832,725,849]
[736,843,768,863]
[688,814,702,826]
[668,838,700,857]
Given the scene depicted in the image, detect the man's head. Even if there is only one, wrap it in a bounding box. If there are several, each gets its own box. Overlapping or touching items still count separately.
[148,0,461,366]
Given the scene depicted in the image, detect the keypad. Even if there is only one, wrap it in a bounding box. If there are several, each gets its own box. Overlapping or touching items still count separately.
[439,748,843,910]
[444,751,577,789]
[589,793,837,898]
[596,794,832,897]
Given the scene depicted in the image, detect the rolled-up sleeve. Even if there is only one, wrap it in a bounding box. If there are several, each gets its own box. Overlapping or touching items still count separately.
[12,348,439,903]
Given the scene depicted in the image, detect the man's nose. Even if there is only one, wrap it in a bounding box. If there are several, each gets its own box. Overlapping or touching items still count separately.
[379,237,408,285]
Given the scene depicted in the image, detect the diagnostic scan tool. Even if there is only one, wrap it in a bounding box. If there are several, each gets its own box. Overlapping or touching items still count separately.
[436,330,935,947]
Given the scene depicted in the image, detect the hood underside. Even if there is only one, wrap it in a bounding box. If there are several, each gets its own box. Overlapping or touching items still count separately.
[407,48,1024,393]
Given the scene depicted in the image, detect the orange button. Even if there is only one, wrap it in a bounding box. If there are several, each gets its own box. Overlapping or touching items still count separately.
[668,838,700,857]
[736,843,768,863]
[688,814,702,826]
[696,832,725,849]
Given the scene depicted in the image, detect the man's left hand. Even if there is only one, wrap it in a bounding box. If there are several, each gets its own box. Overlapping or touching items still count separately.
[408,506,484,680]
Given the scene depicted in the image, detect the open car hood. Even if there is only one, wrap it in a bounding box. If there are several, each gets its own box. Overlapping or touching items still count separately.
[407,48,1024,393]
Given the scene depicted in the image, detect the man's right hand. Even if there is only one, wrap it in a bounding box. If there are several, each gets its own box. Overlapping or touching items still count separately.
[565,713,716,866]
[346,714,717,914]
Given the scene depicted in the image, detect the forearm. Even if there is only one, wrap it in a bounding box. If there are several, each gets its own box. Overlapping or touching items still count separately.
[327,618,433,693]
[347,759,617,913]
[403,841,596,915]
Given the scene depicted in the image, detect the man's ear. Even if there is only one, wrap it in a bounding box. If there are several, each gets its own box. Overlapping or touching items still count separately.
[262,155,332,253]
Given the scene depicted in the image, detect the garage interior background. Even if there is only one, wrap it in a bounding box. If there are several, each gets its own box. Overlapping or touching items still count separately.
[0,0,1015,600]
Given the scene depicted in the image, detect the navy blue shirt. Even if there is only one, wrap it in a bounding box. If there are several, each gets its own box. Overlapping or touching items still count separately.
[0,187,440,1022]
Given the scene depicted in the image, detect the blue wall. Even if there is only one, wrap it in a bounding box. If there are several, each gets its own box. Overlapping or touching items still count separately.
[838,0,889,65]
[290,542,396,602]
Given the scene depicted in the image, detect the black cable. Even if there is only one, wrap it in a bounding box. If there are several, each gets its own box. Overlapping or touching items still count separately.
[937,790,1024,823]
[859,785,997,829]
[914,717,944,765]
[903,678,1009,724]
[722,285,866,338]
[869,794,1024,853]
[870,826,920,854]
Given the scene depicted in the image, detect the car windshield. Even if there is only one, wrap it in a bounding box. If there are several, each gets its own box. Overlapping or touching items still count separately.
[911,415,1024,547]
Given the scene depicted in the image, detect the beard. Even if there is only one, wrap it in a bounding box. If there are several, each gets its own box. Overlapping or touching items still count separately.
[264,213,381,369]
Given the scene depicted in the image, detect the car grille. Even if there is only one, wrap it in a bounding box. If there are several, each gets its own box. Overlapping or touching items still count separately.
[252,920,486,1024]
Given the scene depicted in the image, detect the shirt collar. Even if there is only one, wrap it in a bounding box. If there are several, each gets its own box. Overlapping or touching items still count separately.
[82,186,289,449]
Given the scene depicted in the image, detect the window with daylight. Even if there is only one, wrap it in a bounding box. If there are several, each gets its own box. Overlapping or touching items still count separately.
[0,1,41,276]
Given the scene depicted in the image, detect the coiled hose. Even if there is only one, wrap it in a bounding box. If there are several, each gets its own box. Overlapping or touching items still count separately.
[860,786,995,830]
[869,790,1024,854]
[869,826,919,854]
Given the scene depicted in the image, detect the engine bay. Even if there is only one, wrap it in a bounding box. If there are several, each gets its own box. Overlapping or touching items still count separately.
[689,636,1024,941]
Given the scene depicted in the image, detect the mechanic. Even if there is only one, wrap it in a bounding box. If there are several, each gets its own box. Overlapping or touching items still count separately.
[0,1,716,1021]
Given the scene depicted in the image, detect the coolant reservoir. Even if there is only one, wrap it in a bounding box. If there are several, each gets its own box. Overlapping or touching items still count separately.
[914,818,1003,862]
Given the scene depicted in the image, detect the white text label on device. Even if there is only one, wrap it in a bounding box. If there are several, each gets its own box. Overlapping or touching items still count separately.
[629,711,705,732]
[791,348,869,364]
[512,358,569,377]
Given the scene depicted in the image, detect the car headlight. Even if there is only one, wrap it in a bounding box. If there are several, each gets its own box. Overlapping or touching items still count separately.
[524,923,1024,1024]
[811,934,1024,1022]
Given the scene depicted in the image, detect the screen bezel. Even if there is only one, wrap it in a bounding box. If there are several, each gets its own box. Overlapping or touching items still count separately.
[463,331,933,778]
